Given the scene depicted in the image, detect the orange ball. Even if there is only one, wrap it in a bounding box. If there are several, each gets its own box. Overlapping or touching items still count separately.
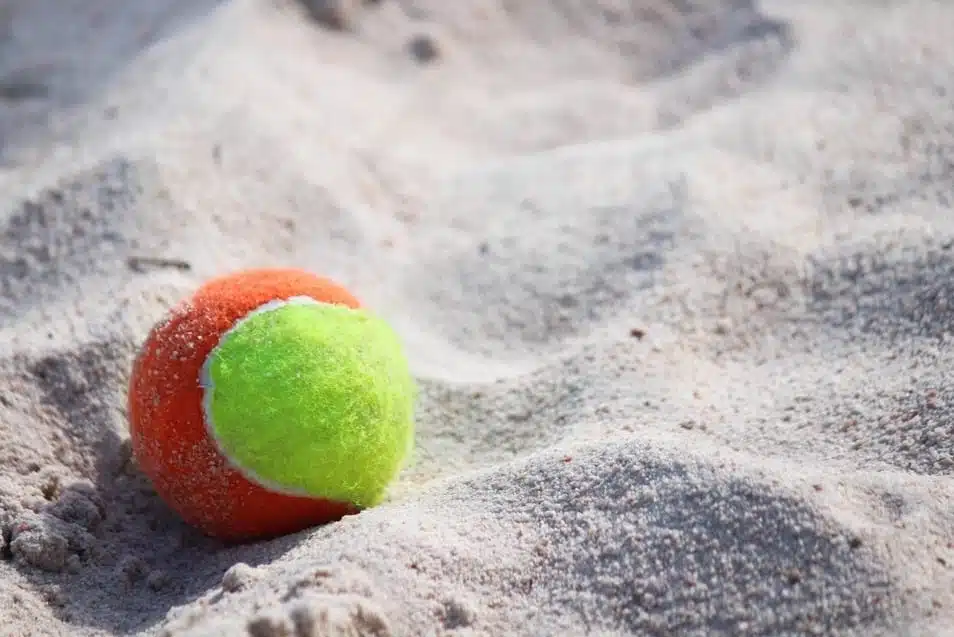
[127,268,363,541]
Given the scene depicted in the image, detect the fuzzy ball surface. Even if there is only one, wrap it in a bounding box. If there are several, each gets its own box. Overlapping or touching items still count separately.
[127,268,416,541]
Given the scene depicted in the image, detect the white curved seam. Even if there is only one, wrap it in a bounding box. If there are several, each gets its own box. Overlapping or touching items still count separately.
[199,295,334,498]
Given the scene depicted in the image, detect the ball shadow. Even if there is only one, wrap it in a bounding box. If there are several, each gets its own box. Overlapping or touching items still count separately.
[8,339,317,634]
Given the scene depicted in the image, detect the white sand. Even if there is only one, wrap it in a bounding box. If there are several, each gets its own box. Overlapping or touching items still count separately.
[1,0,953,635]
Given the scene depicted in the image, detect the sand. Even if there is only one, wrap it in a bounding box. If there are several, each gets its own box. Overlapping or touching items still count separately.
[1,0,953,635]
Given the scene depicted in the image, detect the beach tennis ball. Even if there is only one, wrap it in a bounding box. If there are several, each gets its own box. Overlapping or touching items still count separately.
[127,268,415,541]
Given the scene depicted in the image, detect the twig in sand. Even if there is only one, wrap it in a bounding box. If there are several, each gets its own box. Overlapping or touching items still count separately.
[127,256,192,273]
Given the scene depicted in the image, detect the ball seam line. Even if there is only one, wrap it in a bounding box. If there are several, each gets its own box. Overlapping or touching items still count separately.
[199,294,348,500]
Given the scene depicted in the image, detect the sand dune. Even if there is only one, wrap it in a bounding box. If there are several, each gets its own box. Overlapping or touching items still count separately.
[1,0,953,635]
